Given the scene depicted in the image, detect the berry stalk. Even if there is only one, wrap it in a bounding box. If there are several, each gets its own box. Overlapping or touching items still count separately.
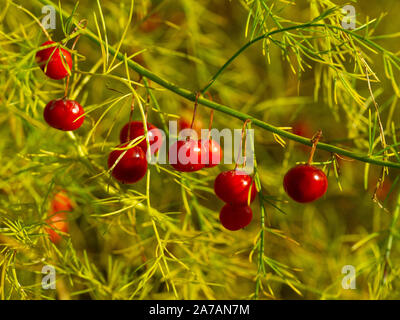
[307,130,322,165]
[36,0,400,170]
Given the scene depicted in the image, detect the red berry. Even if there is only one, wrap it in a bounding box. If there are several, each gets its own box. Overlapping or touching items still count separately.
[119,121,163,154]
[178,117,203,137]
[370,178,392,201]
[45,191,72,244]
[108,143,148,184]
[214,170,257,205]
[169,139,206,172]
[51,191,73,213]
[178,118,191,131]
[44,99,85,131]
[46,214,69,244]
[292,121,313,138]
[283,164,328,203]
[202,139,222,168]
[219,204,253,231]
[36,41,72,80]
[292,121,313,152]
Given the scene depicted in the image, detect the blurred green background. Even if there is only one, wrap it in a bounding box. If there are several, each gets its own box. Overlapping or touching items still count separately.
[1,0,400,299]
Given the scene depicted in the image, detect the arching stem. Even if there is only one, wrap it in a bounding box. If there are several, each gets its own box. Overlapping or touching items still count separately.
[34,0,400,170]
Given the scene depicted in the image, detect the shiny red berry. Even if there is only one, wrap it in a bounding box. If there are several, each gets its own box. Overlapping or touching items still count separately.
[169,139,206,172]
[283,164,328,203]
[108,143,148,184]
[44,99,85,131]
[36,41,73,80]
[214,170,257,205]
[202,139,222,168]
[219,204,253,231]
[119,121,163,154]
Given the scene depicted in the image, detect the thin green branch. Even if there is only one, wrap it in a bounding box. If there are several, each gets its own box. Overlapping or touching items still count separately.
[201,21,319,94]
[381,190,400,285]
[36,0,400,169]
[201,21,400,94]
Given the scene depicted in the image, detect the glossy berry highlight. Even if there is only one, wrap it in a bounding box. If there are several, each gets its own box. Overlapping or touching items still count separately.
[219,204,253,231]
[169,139,206,172]
[36,40,73,80]
[108,143,148,184]
[119,121,163,154]
[214,170,257,205]
[44,99,85,131]
[202,139,222,168]
[283,164,328,203]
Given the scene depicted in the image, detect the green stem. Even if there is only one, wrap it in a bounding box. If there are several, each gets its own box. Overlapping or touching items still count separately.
[254,188,265,299]
[201,22,400,94]
[201,22,317,94]
[36,0,400,169]
[381,191,400,285]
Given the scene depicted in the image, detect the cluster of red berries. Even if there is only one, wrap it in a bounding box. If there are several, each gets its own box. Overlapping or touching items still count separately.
[37,39,329,234]
[214,170,256,231]
[107,121,163,184]
[107,122,223,183]
[168,133,255,231]
[168,138,222,172]
[36,40,85,131]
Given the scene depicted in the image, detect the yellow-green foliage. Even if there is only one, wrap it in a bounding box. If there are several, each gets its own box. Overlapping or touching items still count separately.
[1,0,400,299]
